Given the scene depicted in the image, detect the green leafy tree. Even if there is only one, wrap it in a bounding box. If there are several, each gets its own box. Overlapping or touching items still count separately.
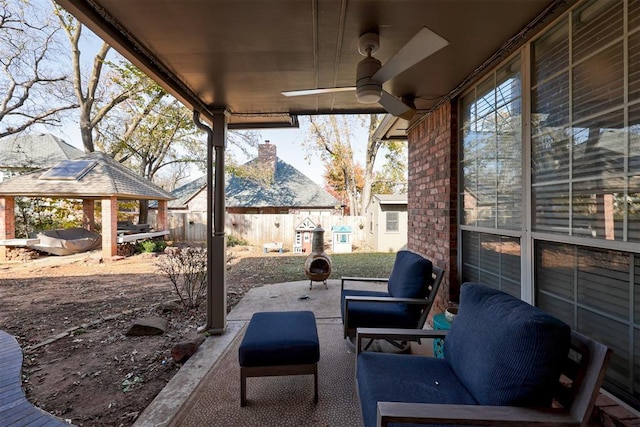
[306,114,405,216]
[372,145,408,194]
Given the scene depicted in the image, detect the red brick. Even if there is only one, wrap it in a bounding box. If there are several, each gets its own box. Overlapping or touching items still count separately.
[407,101,458,301]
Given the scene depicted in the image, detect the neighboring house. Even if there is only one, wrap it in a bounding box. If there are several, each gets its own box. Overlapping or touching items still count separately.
[161,142,342,244]
[169,142,340,215]
[365,193,408,252]
[227,142,339,214]
[0,134,84,182]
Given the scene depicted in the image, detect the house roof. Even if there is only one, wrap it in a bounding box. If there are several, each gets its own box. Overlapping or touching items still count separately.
[373,193,408,204]
[169,158,340,209]
[169,175,207,208]
[0,134,84,169]
[0,151,174,200]
[227,158,339,208]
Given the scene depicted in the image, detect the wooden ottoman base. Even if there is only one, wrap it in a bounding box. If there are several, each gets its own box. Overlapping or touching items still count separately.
[238,311,320,407]
[240,363,318,407]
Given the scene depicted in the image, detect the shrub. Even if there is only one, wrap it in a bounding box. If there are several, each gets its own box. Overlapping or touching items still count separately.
[227,235,248,247]
[156,246,207,308]
[137,239,167,253]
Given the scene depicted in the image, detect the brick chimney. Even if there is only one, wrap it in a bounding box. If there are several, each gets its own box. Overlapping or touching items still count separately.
[258,141,277,176]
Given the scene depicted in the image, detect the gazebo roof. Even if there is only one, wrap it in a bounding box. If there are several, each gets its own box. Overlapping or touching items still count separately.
[0,151,174,201]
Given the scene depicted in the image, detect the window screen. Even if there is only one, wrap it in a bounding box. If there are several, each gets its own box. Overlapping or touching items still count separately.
[386,212,399,232]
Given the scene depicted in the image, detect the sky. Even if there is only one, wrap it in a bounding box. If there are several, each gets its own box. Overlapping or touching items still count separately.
[57,121,328,184]
[27,0,378,188]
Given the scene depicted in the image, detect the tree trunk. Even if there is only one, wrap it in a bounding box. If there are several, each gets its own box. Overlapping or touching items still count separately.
[360,114,383,214]
[80,117,94,153]
[139,200,149,224]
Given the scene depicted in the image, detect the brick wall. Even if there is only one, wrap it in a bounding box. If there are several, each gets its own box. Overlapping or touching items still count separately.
[258,142,277,176]
[406,101,459,314]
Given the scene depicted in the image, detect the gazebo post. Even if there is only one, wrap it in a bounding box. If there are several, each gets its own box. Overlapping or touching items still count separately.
[0,196,15,261]
[101,196,118,259]
[82,199,95,231]
[157,200,168,235]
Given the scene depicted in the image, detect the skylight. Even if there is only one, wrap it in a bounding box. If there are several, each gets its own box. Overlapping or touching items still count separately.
[39,160,96,181]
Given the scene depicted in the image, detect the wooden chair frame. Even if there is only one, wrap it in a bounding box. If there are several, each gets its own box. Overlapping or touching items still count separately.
[342,265,444,341]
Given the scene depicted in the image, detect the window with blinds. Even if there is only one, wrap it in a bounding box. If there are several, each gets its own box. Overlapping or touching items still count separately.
[530,0,640,406]
[461,55,523,231]
[462,231,521,298]
[459,54,523,297]
[535,241,639,401]
[385,212,399,232]
[531,0,640,242]
[459,0,640,408]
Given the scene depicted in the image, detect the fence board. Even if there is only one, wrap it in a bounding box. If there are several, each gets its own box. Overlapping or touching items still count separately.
[161,212,367,250]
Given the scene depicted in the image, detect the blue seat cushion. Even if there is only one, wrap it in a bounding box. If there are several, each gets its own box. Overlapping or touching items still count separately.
[357,352,478,427]
[238,311,319,367]
[341,289,418,330]
[387,251,433,300]
[444,283,571,407]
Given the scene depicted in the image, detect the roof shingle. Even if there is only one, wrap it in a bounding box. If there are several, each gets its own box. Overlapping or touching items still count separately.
[0,151,174,200]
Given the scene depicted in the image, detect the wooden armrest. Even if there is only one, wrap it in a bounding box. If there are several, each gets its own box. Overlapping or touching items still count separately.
[341,276,389,290]
[344,297,434,339]
[377,402,579,426]
[356,328,448,354]
[345,295,432,305]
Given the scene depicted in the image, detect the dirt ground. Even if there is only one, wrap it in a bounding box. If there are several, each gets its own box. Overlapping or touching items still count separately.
[0,245,274,426]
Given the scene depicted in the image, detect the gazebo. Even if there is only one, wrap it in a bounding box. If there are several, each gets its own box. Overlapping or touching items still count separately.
[0,151,174,261]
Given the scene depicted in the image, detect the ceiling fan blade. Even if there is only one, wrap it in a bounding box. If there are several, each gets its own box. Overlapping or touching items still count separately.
[379,91,416,120]
[281,87,355,97]
[372,27,449,83]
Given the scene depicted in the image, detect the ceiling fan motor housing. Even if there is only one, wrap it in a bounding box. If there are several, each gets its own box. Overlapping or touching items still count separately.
[356,56,382,103]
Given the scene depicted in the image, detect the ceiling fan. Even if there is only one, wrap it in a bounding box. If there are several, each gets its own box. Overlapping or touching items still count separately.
[281,27,448,120]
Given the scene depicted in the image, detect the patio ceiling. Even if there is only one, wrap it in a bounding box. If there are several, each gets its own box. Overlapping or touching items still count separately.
[55,0,574,138]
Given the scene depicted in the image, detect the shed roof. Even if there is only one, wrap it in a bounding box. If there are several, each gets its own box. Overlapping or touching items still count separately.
[373,193,408,204]
[0,134,83,169]
[0,151,174,200]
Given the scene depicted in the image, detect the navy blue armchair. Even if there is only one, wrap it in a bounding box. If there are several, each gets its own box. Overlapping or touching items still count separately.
[355,283,612,427]
[340,250,443,348]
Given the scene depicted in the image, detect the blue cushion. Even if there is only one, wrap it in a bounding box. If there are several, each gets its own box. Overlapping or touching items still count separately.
[357,352,477,427]
[238,311,319,367]
[341,289,418,329]
[387,251,433,300]
[444,283,571,407]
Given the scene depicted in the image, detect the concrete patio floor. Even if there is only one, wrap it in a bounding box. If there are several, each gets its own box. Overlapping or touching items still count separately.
[132,279,390,427]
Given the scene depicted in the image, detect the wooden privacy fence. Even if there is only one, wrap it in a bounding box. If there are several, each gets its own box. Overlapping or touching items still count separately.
[160,212,367,250]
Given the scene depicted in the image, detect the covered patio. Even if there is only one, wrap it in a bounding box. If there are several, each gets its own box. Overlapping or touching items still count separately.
[53,0,579,334]
[48,0,640,422]
[134,278,397,426]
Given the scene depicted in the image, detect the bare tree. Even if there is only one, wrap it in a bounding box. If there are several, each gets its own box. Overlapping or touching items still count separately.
[52,3,152,153]
[0,0,77,138]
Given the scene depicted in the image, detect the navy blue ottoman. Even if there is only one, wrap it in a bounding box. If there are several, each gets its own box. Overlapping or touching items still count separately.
[238,311,320,406]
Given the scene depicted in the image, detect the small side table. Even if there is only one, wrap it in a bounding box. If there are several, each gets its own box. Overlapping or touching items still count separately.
[432,312,451,358]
